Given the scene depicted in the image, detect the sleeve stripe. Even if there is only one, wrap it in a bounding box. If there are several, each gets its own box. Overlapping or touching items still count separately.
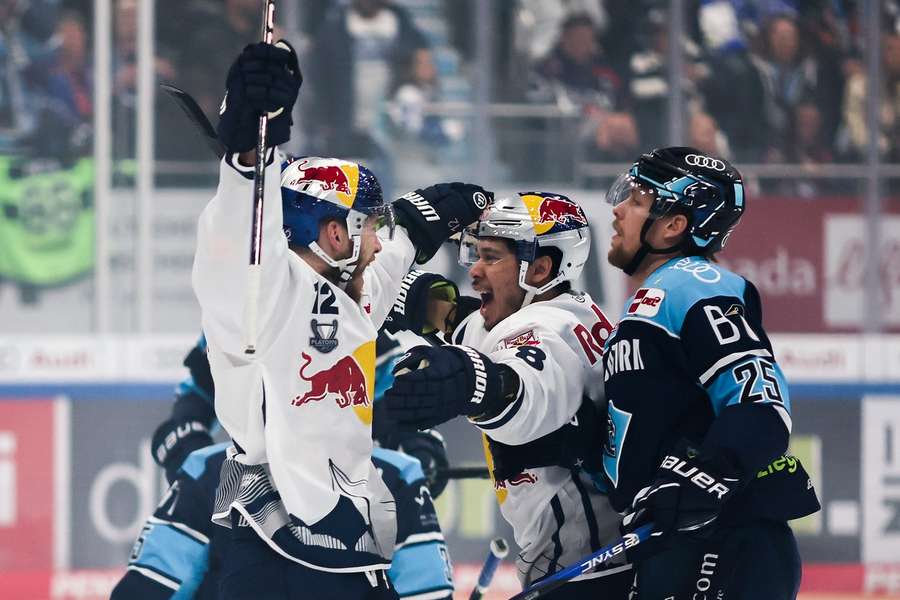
[698,349,773,385]
[772,403,793,433]
[470,385,524,430]
[618,316,680,339]
[148,516,210,545]
[126,565,180,591]
[395,532,445,550]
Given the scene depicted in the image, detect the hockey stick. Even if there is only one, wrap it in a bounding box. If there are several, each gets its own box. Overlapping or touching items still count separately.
[434,466,490,479]
[159,83,225,159]
[509,523,655,600]
[469,537,509,600]
[244,0,277,355]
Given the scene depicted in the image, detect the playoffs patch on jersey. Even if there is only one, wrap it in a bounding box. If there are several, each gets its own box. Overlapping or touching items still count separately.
[627,288,665,317]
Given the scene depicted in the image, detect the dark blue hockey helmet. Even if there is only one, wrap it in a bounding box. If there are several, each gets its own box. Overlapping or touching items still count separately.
[281,157,394,274]
[606,146,745,273]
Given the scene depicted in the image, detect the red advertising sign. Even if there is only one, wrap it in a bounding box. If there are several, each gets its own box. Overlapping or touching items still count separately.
[718,196,900,332]
[0,399,57,571]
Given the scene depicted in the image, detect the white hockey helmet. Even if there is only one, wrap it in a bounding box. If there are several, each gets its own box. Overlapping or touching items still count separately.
[459,192,591,306]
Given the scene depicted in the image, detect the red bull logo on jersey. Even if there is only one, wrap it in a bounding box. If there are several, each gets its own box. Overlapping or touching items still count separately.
[494,471,538,490]
[294,352,369,409]
[293,341,377,425]
[499,329,541,349]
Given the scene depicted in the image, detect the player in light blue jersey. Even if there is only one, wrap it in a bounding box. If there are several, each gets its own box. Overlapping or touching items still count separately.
[111,333,454,600]
[603,147,820,599]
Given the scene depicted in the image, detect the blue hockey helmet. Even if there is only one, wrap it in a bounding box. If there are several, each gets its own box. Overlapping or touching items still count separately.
[281,157,394,279]
[606,146,745,274]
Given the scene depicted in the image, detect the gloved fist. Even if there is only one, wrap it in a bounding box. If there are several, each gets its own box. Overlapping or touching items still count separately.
[151,418,214,484]
[382,270,459,335]
[382,344,505,430]
[622,441,740,546]
[380,429,451,499]
[217,40,302,153]
[393,182,492,264]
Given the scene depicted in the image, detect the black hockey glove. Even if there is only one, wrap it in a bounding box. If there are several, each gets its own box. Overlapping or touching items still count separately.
[383,270,459,335]
[393,182,492,264]
[151,387,216,483]
[151,416,214,484]
[622,441,740,549]
[217,40,302,153]
[380,429,451,499]
[382,345,518,430]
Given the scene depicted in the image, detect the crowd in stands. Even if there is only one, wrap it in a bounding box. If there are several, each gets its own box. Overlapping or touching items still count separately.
[1,0,899,194]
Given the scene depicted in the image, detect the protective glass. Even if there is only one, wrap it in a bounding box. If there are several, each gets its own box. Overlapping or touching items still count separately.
[366,204,396,240]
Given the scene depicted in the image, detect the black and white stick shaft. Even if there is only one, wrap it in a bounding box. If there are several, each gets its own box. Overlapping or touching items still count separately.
[469,537,509,600]
[244,0,276,355]
[159,84,225,159]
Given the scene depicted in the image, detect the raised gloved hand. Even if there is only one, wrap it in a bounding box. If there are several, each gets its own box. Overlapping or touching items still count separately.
[380,429,451,499]
[393,183,492,264]
[621,441,741,555]
[217,40,302,153]
[382,344,514,430]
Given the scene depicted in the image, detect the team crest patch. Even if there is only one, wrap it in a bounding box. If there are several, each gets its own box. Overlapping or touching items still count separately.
[309,319,339,353]
[500,329,540,349]
[627,288,665,317]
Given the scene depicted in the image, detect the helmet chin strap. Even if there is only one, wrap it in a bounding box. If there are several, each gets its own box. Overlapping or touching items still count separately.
[622,217,683,276]
[308,240,359,288]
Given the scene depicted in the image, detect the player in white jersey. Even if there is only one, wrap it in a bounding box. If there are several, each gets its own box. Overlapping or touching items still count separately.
[380,193,632,598]
[196,42,489,599]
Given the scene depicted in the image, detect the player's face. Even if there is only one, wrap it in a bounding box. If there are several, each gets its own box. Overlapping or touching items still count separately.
[351,215,383,274]
[469,238,526,331]
[608,184,653,269]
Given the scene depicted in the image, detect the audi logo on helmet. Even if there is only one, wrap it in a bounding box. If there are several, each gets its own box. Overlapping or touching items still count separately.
[685,154,726,171]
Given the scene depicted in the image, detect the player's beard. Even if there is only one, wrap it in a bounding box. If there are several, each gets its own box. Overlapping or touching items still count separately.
[607,243,633,270]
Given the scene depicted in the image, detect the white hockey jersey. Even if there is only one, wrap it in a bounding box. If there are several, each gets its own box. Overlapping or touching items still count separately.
[451,290,626,585]
[193,153,416,572]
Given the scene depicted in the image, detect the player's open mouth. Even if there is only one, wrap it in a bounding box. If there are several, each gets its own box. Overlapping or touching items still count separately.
[480,292,494,314]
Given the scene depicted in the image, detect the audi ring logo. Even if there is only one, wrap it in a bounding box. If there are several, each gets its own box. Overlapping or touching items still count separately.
[685,154,726,171]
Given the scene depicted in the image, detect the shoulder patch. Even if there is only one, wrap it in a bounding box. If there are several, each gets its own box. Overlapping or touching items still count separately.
[498,329,541,349]
[627,288,665,317]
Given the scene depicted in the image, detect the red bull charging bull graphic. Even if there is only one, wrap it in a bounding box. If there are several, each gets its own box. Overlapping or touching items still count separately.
[537,196,588,227]
[494,471,539,490]
[284,160,352,196]
[293,352,370,409]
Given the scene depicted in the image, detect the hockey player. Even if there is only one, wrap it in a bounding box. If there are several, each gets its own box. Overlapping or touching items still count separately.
[379,193,632,598]
[603,147,819,598]
[196,42,488,599]
[112,337,455,600]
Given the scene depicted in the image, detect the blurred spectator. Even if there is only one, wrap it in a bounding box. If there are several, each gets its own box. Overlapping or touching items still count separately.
[751,15,821,163]
[169,0,261,120]
[46,11,92,128]
[629,9,709,149]
[841,33,900,162]
[694,1,768,161]
[0,0,60,153]
[515,0,608,64]
[688,111,732,159]
[111,0,177,159]
[531,13,637,163]
[306,0,428,161]
[769,100,834,197]
[388,47,463,148]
